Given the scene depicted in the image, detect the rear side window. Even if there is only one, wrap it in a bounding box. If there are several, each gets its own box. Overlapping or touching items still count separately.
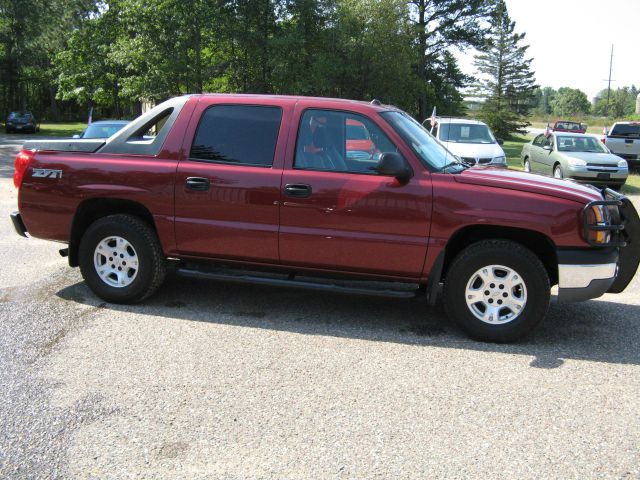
[610,124,640,138]
[190,105,282,166]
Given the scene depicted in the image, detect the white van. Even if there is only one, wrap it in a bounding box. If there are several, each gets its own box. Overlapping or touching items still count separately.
[431,118,507,166]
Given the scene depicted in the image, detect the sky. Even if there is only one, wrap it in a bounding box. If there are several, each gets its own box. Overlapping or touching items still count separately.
[455,0,640,100]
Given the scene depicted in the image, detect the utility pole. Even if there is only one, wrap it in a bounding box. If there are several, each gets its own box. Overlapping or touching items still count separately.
[605,44,613,116]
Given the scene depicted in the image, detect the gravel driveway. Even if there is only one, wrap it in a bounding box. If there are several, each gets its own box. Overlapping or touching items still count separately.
[1,133,639,479]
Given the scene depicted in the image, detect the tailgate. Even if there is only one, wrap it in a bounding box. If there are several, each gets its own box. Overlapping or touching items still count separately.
[608,138,640,154]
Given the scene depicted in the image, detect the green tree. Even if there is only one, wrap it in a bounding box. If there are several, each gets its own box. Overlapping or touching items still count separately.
[593,86,638,118]
[410,0,494,119]
[56,8,124,115]
[56,0,232,110]
[550,87,590,117]
[267,0,335,96]
[46,0,495,121]
[531,86,556,116]
[326,0,417,110]
[474,0,536,138]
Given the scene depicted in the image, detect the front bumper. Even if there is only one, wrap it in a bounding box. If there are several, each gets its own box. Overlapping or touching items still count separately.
[557,248,618,302]
[10,212,28,237]
[557,189,640,301]
[567,165,628,185]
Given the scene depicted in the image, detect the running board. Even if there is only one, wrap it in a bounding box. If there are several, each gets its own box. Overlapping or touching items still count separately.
[176,267,418,299]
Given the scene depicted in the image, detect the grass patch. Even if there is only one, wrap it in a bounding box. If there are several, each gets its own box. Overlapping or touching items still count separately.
[503,135,531,170]
[38,122,86,137]
[622,173,640,195]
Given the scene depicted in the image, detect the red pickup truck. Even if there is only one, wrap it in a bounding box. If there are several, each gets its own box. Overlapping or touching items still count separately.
[553,120,587,134]
[10,94,640,342]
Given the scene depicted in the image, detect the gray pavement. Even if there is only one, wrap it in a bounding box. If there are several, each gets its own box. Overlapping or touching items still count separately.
[1,132,639,479]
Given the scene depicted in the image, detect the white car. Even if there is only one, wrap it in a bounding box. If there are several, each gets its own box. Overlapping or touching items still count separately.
[431,118,506,166]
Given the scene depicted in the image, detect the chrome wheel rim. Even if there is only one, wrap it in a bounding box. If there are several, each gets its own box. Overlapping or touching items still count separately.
[553,167,562,178]
[464,265,527,325]
[524,160,531,172]
[93,236,139,288]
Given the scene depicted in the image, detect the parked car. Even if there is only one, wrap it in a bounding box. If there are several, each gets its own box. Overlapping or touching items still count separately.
[345,117,377,162]
[73,120,130,139]
[553,120,586,134]
[5,111,39,133]
[431,118,506,166]
[602,121,640,168]
[10,94,640,343]
[521,132,628,189]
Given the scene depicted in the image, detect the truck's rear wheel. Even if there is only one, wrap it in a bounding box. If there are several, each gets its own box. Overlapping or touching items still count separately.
[79,214,166,303]
[443,240,550,342]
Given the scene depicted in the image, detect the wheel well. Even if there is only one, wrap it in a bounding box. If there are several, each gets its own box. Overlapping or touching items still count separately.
[441,225,558,285]
[68,199,156,267]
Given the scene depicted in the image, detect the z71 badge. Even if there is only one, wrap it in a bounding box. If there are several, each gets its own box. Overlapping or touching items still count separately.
[32,168,63,179]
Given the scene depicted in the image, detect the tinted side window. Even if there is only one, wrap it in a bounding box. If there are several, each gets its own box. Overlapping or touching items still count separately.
[295,109,397,174]
[191,105,282,166]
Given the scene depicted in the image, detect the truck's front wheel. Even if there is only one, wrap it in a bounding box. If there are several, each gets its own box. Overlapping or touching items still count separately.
[79,214,166,303]
[443,240,550,342]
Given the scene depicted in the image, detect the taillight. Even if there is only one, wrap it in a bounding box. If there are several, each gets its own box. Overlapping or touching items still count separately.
[600,137,606,144]
[14,149,34,189]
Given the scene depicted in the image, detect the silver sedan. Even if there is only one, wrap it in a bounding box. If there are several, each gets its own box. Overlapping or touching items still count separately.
[520,132,628,189]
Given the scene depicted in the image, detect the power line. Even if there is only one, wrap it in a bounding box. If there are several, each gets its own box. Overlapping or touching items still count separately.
[605,44,614,116]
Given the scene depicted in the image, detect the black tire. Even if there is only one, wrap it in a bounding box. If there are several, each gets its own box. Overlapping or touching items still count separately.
[443,240,550,343]
[523,158,531,173]
[79,214,166,303]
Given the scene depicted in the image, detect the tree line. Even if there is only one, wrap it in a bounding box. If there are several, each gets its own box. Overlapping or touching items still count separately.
[533,85,639,119]
[2,0,542,136]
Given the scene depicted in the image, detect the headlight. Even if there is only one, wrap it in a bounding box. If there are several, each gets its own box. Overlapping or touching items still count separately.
[567,158,587,167]
[492,155,506,164]
[588,205,610,244]
[618,159,628,168]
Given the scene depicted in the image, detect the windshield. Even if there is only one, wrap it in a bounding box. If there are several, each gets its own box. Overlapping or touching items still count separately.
[83,123,127,139]
[557,135,608,153]
[381,111,456,170]
[439,123,496,144]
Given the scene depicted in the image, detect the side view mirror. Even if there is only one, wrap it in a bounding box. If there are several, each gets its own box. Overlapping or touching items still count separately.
[496,138,504,145]
[72,134,81,139]
[372,152,413,183]
[543,145,552,151]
